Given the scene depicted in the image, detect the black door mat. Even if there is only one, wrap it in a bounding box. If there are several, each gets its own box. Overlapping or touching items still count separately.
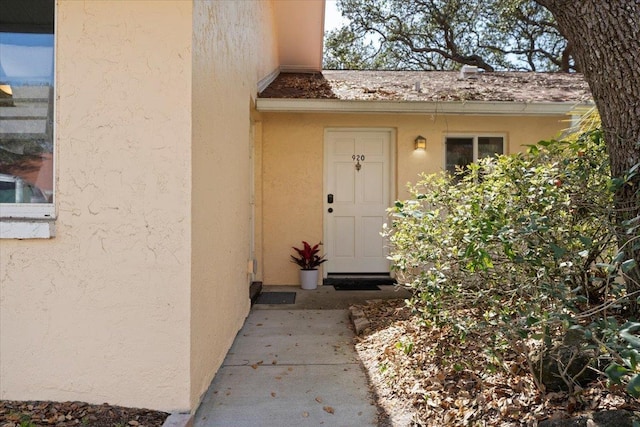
[254,292,296,304]
[333,283,380,291]
[324,275,396,287]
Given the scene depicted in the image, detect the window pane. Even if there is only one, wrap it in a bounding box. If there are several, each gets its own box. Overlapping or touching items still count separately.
[478,137,504,159]
[445,138,473,174]
[1,27,54,204]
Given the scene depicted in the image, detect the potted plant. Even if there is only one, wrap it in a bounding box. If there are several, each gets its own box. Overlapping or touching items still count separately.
[291,241,327,290]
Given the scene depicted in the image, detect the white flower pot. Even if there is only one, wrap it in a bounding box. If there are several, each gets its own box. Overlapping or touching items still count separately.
[299,269,319,290]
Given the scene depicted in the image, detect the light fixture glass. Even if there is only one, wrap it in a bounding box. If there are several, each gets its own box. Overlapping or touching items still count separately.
[0,84,13,97]
[414,135,427,150]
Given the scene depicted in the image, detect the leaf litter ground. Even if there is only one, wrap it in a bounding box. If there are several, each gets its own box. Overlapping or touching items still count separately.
[353,298,640,426]
[0,401,168,427]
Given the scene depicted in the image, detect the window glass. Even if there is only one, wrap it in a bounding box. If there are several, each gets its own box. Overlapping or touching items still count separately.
[446,136,504,175]
[445,137,473,174]
[478,136,504,159]
[1,19,54,205]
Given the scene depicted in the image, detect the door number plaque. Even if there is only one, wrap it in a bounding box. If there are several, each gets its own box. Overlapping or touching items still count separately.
[352,154,365,172]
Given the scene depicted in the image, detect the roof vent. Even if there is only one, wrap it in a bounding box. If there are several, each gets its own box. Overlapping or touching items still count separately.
[460,65,480,79]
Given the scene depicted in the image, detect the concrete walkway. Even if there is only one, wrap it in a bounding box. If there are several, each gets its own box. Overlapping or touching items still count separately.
[193,308,379,426]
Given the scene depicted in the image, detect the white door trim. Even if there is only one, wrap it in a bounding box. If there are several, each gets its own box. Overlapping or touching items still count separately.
[322,128,396,278]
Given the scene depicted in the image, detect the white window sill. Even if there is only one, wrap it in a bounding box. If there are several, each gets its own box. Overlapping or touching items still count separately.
[0,219,56,239]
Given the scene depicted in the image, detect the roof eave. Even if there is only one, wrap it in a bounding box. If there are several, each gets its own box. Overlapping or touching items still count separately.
[255,98,593,116]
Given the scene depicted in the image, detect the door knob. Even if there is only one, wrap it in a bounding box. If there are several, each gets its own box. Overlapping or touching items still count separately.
[328,208,333,213]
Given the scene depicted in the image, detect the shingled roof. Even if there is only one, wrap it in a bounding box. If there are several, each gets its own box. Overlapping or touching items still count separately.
[259,70,592,104]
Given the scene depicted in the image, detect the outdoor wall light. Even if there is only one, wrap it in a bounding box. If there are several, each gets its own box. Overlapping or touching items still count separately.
[414,135,427,150]
[0,84,12,97]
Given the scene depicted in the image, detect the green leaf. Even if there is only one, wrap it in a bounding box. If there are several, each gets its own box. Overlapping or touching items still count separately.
[625,349,640,370]
[626,374,640,398]
[621,329,640,349]
[611,177,624,190]
[550,243,567,260]
[578,235,593,247]
[622,259,638,273]
[614,251,626,264]
[605,363,629,384]
[595,262,616,273]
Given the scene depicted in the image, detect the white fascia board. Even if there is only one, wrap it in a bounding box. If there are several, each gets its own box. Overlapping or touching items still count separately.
[256,98,592,116]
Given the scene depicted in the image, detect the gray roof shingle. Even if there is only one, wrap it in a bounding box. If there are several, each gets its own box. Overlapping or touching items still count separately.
[259,70,592,103]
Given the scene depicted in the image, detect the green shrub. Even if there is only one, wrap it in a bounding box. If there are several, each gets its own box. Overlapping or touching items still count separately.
[385,127,640,394]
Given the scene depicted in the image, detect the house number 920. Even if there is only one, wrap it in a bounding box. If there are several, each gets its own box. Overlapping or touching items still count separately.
[352,154,365,172]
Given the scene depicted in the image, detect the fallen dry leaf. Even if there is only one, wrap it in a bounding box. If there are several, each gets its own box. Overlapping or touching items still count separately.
[0,401,168,427]
[323,406,335,414]
[351,298,640,427]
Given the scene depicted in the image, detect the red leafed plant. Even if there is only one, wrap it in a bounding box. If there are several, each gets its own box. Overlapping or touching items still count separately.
[291,241,327,270]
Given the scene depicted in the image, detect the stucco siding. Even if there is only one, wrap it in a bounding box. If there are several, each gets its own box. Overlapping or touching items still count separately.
[0,1,193,411]
[190,0,279,410]
[272,0,325,72]
[260,112,568,285]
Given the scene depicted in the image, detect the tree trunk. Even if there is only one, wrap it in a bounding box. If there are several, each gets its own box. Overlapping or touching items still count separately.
[535,0,640,313]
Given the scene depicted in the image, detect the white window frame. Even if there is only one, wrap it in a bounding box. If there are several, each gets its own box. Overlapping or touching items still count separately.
[0,2,56,237]
[0,203,55,219]
[443,133,507,171]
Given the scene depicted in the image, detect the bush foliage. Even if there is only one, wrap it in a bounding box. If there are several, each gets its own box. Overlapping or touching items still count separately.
[384,126,640,396]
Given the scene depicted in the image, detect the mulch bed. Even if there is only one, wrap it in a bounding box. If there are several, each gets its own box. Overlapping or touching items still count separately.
[352,298,640,426]
[0,400,168,427]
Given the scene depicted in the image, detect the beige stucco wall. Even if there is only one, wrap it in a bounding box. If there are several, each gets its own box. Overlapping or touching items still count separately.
[190,0,279,410]
[272,0,325,72]
[260,112,568,285]
[0,1,193,411]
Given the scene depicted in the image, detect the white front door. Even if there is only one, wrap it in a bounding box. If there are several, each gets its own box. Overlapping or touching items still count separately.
[324,129,393,274]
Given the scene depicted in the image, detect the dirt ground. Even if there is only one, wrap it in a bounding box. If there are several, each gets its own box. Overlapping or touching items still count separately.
[0,400,168,427]
[353,298,640,426]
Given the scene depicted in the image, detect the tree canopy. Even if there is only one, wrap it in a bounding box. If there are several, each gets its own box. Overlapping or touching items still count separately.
[324,0,640,313]
[324,0,574,71]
